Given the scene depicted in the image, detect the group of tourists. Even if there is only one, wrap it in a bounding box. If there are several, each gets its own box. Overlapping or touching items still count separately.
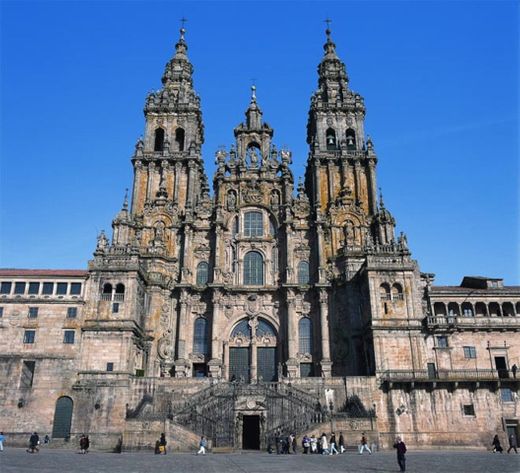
[492,433,518,454]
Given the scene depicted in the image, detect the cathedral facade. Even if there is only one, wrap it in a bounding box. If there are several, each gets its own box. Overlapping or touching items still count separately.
[1,28,519,451]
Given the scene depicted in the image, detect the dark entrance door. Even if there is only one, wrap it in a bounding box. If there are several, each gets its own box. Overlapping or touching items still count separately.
[230,347,250,382]
[52,396,73,438]
[258,347,277,381]
[242,415,260,450]
[495,356,509,378]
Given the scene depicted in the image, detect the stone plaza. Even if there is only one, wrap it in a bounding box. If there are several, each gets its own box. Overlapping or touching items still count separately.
[1,448,519,473]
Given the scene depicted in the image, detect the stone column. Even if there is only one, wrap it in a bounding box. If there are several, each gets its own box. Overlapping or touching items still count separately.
[319,289,332,377]
[146,161,158,202]
[249,319,258,382]
[367,160,378,215]
[316,224,326,283]
[327,161,335,204]
[131,159,144,215]
[173,162,182,204]
[174,290,190,377]
[208,289,223,378]
[313,160,322,211]
[186,160,197,209]
[353,160,361,204]
[286,291,299,378]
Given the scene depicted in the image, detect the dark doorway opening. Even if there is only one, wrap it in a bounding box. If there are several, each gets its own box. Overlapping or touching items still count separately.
[52,396,73,438]
[242,415,260,450]
[495,356,509,378]
[427,362,437,379]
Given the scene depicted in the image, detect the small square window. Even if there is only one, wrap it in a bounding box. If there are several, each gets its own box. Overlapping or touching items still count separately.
[436,336,448,348]
[67,307,78,318]
[28,307,39,319]
[463,346,477,359]
[56,283,68,295]
[42,282,54,295]
[28,282,40,295]
[70,283,82,295]
[63,330,75,344]
[14,282,26,295]
[501,388,514,402]
[112,303,119,313]
[106,362,114,372]
[23,330,35,344]
[463,404,475,416]
[0,282,12,294]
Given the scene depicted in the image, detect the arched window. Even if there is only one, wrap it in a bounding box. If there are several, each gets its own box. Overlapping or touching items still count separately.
[475,302,488,316]
[379,283,391,301]
[175,128,185,152]
[154,128,165,152]
[346,128,356,150]
[447,302,460,317]
[256,319,276,337]
[196,262,209,286]
[461,302,474,317]
[516,302,520,315]
[434,302,447,316]
[231,319,251,338]
[297,261,310,285]
[102,283,112,300]
[243,251,264,285]
[391,283,404,301]
[244,211,263,237]
[115,283,125,301]
[489,302,501,317]
[503,302,515,317]
[193,317,209,355]
[299,317,313,354]
[326,128,337,150]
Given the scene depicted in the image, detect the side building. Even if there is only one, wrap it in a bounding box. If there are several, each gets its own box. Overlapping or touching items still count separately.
[0,27,518,450]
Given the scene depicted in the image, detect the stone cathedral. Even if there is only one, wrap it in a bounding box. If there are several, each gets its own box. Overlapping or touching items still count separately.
[1,27,518,451]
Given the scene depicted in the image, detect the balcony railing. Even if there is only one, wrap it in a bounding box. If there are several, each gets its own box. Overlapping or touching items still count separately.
[380,368,518,384]
[426,315,520,330]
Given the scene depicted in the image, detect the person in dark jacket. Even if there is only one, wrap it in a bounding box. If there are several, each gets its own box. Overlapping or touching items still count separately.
[338,432,345,453]
[27,432,39,453]
[159,433,167,455]
[492,434,503,453]
[393,436,407,472]
[507,433,518,453]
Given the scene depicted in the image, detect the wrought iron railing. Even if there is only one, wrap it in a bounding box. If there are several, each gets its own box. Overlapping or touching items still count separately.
[426,315,520,328]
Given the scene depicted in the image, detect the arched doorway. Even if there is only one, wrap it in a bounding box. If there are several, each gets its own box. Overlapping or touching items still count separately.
[228,317,278,382]
[52,396,73,438]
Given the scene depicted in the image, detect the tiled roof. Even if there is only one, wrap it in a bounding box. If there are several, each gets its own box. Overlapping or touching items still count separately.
[431,285,520,294]
[0,269,88,277]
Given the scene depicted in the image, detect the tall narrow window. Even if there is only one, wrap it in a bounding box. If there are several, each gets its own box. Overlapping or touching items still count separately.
[326,128,337,150]
[154,128,165,152]
[196,262,209,286]
[102,283,113,301]
[346,128,356,150]
[175,128,185,151]
[243,251,264,285]
[115,283,125,301]
[392,283,404,301]
[28,307,39,319]
[299,317,313,354]
[193,317,209,356]
[23,330,36,344]
[297,261,310,285]
[20,360,36,388]
[244,211,263,237]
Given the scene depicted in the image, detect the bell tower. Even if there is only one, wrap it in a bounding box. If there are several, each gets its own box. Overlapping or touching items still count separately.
[130,26,207,218]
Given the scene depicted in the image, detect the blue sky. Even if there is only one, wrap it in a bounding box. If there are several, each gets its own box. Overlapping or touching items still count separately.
[0,0,518,285]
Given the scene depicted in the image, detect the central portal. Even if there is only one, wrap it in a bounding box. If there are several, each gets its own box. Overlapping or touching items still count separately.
[242,415,260,450]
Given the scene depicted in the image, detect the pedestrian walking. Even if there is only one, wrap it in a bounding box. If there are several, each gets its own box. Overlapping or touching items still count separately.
[329,432,339,455]
[0,432,4,451]
[84,435,90,453]
[512,364,518,378]
[79,434,87,454]
[320,433,329,455]
[338,432,345,453]
[275,432,280,454]
[310,434,318,454]
[196,435,207,455]
[507,433,518,454]
[287,434,294,454]
[159,432,167,455]
[302,435,310,454]
[393,436,407,472]
[492,434,503,453]
[358,432,372,454]
[44,434,50,444]
[27,432,39,453]
[292,433,297,454]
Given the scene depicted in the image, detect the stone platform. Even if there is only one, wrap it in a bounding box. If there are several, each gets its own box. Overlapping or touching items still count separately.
[1,448,519,473]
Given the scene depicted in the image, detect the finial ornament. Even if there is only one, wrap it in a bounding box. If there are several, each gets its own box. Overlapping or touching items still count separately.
[123,188,129,210]
[251,84,256,102]
[179,17,188,39]
[324,18,332,37]
[379,187,385,209]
